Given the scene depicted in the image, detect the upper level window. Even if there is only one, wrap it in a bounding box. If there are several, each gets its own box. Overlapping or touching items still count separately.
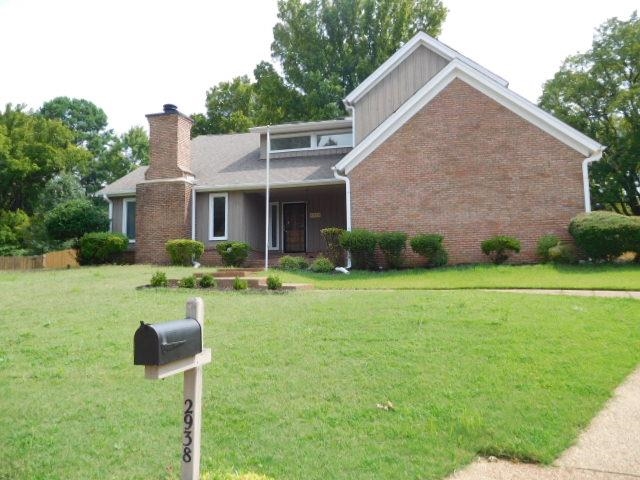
[270,130,352,152]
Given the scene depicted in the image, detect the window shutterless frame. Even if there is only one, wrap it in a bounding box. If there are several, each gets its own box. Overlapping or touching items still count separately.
[122,198,136,243]
[208,193,228,241]
[269,130,353,153]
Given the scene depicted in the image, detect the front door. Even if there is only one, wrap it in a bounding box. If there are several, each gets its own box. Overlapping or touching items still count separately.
[283,203,306,253]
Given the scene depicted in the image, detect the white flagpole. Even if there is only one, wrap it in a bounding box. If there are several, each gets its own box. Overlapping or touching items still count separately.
[264,126,271,271]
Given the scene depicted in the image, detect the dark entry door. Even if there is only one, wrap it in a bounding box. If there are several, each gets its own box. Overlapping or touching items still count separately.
[283,203,306,253]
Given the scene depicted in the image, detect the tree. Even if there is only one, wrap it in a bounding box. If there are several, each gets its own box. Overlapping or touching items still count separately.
[44,198,109,243]
[192,0,447,135]
[539,12,640,215]
[192,76,256,137]
[0,104,90,213]
[35,172,86,213]
[39,97,148,194]
[271,0,448,118]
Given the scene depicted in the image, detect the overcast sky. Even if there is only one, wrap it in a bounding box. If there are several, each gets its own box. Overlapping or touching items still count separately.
[0,0,637,134]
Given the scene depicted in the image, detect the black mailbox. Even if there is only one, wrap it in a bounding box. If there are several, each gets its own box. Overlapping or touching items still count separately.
[134,319,202,366]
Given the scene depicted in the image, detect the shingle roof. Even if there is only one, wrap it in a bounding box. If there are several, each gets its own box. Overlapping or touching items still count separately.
[98,132,346,196]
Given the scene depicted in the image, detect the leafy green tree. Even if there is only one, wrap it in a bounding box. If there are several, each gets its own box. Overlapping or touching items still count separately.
[0,209,30,255]
[121,126,149,166]
[540,12,640,215]
[35,172,86,213]
[44,198,109,243]
[192,0,447,135]
[40,97,148,194]
[192,76,256,137]
[0,104,90,213]
[272,0,448,119]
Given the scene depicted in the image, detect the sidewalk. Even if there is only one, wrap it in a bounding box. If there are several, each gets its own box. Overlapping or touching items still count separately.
[486,289,640,300]
[448,367,640,479]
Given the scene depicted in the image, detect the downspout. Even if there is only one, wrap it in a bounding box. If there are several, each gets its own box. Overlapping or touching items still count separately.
[191,187,196,240]
[102,194,113,232]
[582,149,604,212]
[332,166,352,269]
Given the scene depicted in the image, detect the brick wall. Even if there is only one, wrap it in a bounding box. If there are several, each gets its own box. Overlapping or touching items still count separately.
[145,112,193,180]
[349,78,585,265]
[135,180,193,264]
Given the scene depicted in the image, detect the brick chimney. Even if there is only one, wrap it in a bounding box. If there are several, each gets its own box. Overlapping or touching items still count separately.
[145,104,194,180]
[135,104,194,264]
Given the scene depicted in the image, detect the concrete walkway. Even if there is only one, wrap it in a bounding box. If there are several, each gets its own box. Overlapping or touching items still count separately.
[448,367,640,479]
[486,289,640,300]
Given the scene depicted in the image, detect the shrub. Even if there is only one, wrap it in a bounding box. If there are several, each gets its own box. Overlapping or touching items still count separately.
[78,232,128,265]
[45,199,109,243]
[377,231,407,269]
[548,244,577,264]
[233,276,248,290]
[339,229,378,269]
[569,211,640,261]
[310,256,334,273]
[320,227,345,266]
[150,271,168,287]
[279,255,308,270]
[536,234,561,263]
[266,274,283,290]
[198,274,216,288]
[215,241,250,267]
[166,239,205,266]
[410,234,448,267]
[481,236,521,264]
[178,275,197,289]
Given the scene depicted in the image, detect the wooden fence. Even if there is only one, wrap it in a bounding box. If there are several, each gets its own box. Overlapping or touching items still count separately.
[0,249,79,270]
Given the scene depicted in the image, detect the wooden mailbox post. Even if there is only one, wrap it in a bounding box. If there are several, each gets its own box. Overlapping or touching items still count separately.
[134,297,212,480]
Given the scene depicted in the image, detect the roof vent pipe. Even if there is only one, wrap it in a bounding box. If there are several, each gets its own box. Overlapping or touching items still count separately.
[163,104,178,113]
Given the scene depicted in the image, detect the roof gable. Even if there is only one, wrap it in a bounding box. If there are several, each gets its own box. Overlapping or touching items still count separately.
[335,59,603,174]
[344,32,508,106]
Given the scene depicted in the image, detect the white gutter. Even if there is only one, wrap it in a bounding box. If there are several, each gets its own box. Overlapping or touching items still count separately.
[332,167,352,269]
[264,126,271,271]
[102,194,113,232]
[582,149,604,212]
[191,187,196,240]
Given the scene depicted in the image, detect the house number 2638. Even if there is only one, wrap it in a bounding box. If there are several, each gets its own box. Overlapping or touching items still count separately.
[183,399,194,462]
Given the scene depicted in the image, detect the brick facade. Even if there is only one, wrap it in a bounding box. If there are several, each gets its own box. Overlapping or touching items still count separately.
[135,108,194,264]
[135,180,193,264]
[349,78,585,265]
[145,112,194,180]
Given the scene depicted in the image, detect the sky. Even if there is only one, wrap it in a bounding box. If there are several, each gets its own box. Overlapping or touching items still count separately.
[0,0,637,135]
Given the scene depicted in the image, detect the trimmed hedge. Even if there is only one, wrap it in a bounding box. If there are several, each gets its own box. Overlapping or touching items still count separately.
[280,255,308,271]
[410,234,448,267]
[79,232,128,265]
[150,271,168,287]
[481,236,521,264]
[215,241,250,267]
[339,229,378,270]
[166,239,204,266]
[569,211,640,261]
[378,231,407,269]
[320,227,345,266]
[198,274,216,288]
[266,275,283,290]
[536,234,561,263]
[310,256,334,273]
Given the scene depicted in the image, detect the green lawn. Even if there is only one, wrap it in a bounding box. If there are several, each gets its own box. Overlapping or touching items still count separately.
[266,263,640,290]
[1,265,639,480]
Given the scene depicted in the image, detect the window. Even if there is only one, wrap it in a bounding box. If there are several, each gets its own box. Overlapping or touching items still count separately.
[269,130,352,152]
[316,132,352,148]
[209,193,228,240]
[122,199,136,242]
[270,135,311,151]
[268,202,279,250]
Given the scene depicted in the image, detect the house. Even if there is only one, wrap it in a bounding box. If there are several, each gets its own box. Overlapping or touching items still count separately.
[98,32,603,266]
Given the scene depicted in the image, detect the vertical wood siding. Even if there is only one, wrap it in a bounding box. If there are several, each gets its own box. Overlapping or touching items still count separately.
[355,45,448,144]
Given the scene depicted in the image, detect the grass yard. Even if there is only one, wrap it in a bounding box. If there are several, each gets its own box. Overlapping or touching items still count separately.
[1,265,639,479]
[266,263,640,291]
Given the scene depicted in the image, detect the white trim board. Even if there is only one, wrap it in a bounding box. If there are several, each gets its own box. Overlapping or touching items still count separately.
[344,31,508,106]
[336,59,604,175]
